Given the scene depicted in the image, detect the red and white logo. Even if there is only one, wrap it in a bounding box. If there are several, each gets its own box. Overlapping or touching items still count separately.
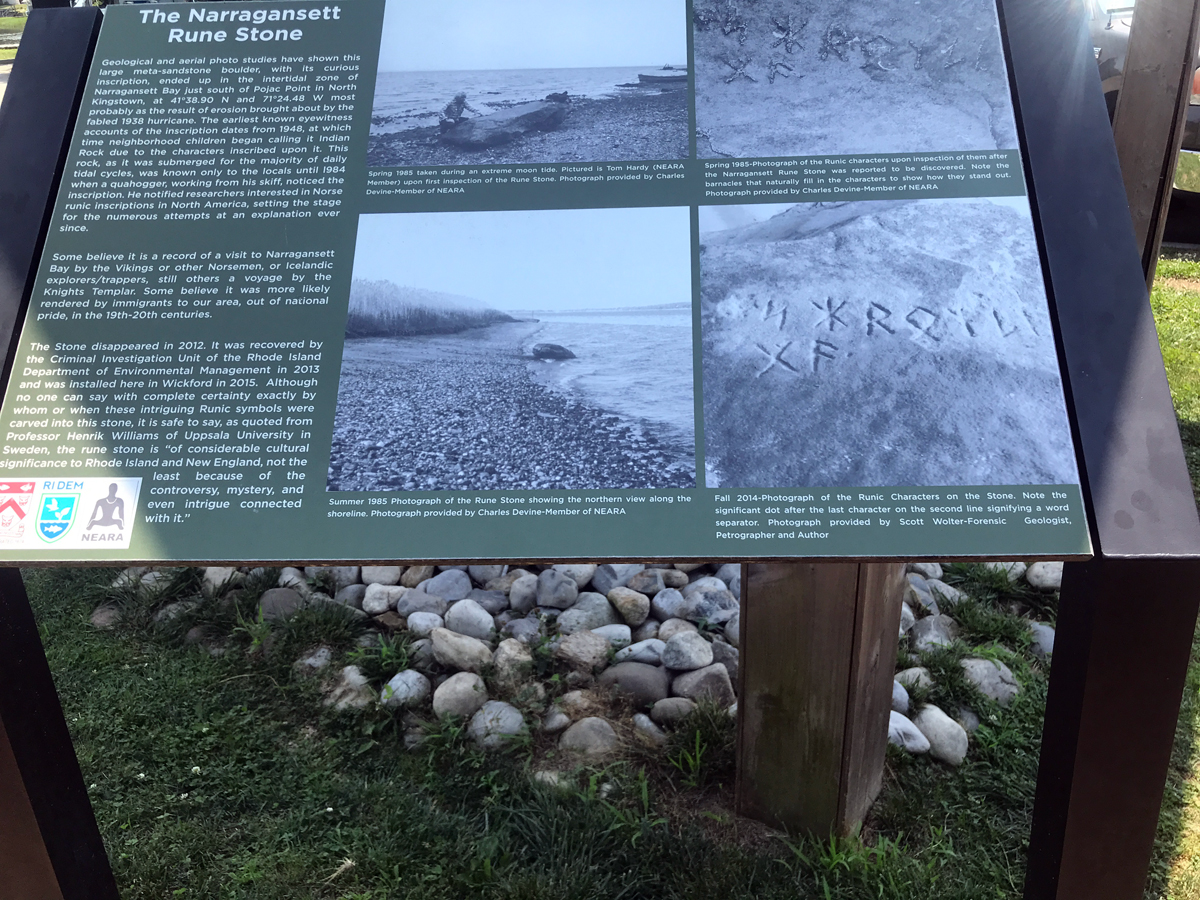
[0,481,35,543]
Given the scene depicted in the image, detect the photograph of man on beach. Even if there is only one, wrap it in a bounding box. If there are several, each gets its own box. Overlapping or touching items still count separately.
[697,198,1078,489]
[327,207,697,492]
[367,0,689,167]
[693,0,1017,158]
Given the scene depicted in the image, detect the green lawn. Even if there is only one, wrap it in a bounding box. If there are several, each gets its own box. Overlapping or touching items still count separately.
[30,563,1055,900]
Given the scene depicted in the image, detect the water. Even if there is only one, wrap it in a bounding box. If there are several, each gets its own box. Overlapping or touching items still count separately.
[513,306,696,447]
[371,66,679,133]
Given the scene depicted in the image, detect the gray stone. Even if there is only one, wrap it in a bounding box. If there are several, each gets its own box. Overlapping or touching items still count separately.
[607,586,651,626]
[960,657,1020,706]
[899,602,916,636]
[430,628,493,672]
[363,583,405,615]
[324,665,374,711]
[984,561,1027,582]
[956,707,981,734]
[335,583,368,610]
[659,568,690,589]
[1029,621,1055,659]
[552,564,597,589]
[467,700,526,749]
[537,568,580,609]
[467,589,509,615]
[661,631,714,671]
[926,579,967,607]
[711,640,739,683]
[305,566,360,592]
[728,571,741,599]
[592,564,644,596]
[294,646,332,672]
[424,569,472,602]
[492,639,533,693]
[556,689,594,717]
[532,342,576,358]
[542,707,572,733]
[910,614,960,652]
[259,587,304,621]
[888,710,930,753]
[559,717,620,756]
[597,661,670,708]
[591,624,632,647]
[907,562,943,581]
[905,573,939,615]
[531,770,572,791]
[90,606,121,629]
[503,616,544,645]
[674,563,705,573]
[382,669,431,710]
[715,563,741,585]
[650,697,696,727]
[508,574,539,613]
[895,666,933,690]
[445,598,495,641]
[361,566,403,585]
[913,704,969,766]
[554,630,611,673]
[204,566,242,590]
[633,620,661,642]
[468,565,506,585]
[626,569,666,596]
[557,593,620,634]
[685,589,739,625]
[614,638,665,665]
[892,678,910,714]
[432,671,488,718]
[405,611,444,638]
[396,591,448,618]
[671,663,736,706]
[650,588,689,622]
[682,576,727,598]
[486,568,533,594]
[658,618,698,642]
[437,565,468,572]
[724,613,740,647]
[278,566,306,590]
[409,638,435,671]
[401,565,435,588]
[1026,561,1063,591]
[633,712,668,746]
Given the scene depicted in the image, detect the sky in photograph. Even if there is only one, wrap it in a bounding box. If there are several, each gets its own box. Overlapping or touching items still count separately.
[377,0,686,72]
[352,207,692,312]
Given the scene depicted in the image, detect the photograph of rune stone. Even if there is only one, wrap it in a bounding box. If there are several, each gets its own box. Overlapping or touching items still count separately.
[698,198,1079,488]
[367,0,689,167]
[328,207,697,492]
[693,0,1018,158]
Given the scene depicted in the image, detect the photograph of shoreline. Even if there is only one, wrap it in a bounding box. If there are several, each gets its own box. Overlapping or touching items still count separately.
[328,207,697,492]
[698,198,1079,488]
[368,0,689,167]
[694,0,1018,158]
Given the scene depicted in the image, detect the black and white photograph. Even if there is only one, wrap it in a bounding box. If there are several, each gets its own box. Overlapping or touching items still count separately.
[367,0,689,167]
[328,207,697,492]
[698,198,1079,488]
[694,0,1018,158]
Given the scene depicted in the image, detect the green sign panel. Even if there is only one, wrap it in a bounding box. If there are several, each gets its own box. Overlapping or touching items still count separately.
[0,0,1091,562]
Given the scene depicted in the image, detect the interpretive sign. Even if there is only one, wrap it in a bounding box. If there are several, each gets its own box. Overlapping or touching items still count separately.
[0,0,1091,561]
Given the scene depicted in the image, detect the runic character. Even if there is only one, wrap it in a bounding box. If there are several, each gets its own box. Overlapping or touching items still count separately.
[722,56,757,84]
[771,15,804,53]
[820,24,857,61]
[905,306,942,341]
[756,296,788,328]
[755,341,800,377]
[813,339,838,372]
[766,57,795,84]
[993,308,1018,337]
[812,296,848,331]
[860,35,896,77]
[866,302,895,335]
[720,2,748,43]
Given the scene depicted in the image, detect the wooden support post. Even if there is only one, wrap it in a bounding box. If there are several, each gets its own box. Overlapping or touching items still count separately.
[735,561,905,835]
[0,717,64,900]
[1110,0,1200,285]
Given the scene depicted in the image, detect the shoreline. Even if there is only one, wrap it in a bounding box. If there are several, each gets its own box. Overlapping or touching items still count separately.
[366,90,688,167]
[328,322,696,492]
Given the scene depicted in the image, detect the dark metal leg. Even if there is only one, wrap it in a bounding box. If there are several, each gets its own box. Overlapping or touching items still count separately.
[1025,557,1200,899]
[0,569,118,899]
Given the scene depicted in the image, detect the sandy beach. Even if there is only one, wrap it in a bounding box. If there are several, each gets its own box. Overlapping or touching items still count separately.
[327,322,696,492]
[366,90,688,167]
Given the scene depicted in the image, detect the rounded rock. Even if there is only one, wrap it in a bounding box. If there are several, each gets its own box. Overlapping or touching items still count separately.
[406,611,444,638]
[607,586,651,626]
[382,669,431,710]
[468,700,526,749]
[433,672,488,718]
[597,661,670,708]
[445,598,496,641]
[661,631,714,671]
[423,569,473,602]
[650,697,696,727]
[559,717,619,756]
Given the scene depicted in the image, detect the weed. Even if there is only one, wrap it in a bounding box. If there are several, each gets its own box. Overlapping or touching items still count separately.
[348,631,412,687]
[668,730,707,788]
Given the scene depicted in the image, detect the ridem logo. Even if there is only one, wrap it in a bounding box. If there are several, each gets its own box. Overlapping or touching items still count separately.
[37,493,79,543]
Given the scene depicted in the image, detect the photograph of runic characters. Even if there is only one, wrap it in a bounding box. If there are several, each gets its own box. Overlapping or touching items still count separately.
[698,198,1080,489]
[367,0,689,167]
[328,207,697,492]
[693,0,1018,158]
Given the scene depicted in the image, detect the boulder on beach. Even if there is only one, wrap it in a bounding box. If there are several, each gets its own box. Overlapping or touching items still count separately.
[532,342,576,360]
[440,101,568,149]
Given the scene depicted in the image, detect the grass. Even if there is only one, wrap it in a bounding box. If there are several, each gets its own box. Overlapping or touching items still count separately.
[29,563,1057,899]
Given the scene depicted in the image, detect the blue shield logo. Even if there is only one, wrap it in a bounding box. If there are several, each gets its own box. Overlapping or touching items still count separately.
[37,494,78,543]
